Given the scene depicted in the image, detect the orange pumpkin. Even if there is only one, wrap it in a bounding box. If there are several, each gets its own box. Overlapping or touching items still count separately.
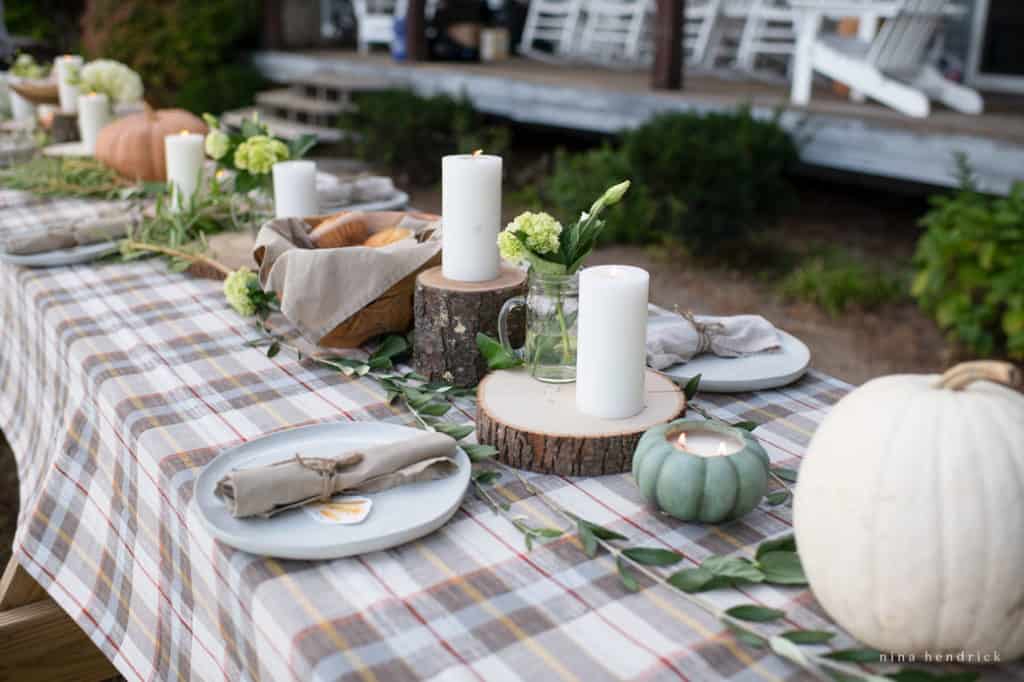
[95,107,208,181]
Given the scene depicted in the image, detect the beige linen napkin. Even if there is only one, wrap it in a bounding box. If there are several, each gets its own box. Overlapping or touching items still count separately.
[646,312,781,370]
[215,431,458,518]
[3,210,140,255]
[253,215,441,342]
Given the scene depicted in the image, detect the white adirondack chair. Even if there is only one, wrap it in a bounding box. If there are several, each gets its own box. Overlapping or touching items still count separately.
[736,0,797,73]
[790,0,983,117]
[519,0,586,60]
[576,0,650,64]
[353,0,398,53]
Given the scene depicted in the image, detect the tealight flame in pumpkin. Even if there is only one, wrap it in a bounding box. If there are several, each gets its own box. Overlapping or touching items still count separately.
[472,149,483,157]
[676,432,687,449]
[179,129,191,135]
[717,441,727,456]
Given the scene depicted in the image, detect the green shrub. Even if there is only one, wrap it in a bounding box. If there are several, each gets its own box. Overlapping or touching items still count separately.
[912,167,1024,359]
[341,89,509,184]
[81,0,262,112]
[174,62,267,117]
[544,145,663,244]
[780,249,906,316]
[622,108,799,254]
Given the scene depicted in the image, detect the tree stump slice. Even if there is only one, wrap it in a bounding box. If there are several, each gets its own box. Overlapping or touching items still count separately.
[50,112,79,143]
[413,264,526,388]
[476,369,687,476]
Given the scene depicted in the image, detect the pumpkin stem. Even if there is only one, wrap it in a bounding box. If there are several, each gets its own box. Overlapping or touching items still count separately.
[935,361,1023,392]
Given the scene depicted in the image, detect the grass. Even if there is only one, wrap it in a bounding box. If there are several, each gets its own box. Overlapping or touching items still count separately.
[779,248,908,316]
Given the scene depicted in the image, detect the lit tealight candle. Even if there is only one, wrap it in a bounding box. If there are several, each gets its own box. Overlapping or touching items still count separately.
[441,150,502,282]
[673,430,743,457]
[272,160,318,218]
[76,92,110,154]
[576,265,650,419]
[164,130,205,212]
[56,55,83,113]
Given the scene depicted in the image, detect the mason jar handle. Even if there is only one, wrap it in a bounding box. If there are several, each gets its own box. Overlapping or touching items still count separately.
[498,295,526,358]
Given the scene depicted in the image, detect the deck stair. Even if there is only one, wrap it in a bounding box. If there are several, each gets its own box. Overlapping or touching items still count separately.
[223,71,395,143]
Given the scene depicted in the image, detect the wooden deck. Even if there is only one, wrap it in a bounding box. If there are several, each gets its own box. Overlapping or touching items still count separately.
[253,50,1024,194]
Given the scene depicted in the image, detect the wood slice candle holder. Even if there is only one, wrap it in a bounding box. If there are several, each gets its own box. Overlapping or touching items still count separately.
[476,369,687,476]
[413,264,527,387]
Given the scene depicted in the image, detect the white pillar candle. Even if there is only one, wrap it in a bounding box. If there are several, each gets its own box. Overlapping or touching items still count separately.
[55,55,83,113]
[576,265,650,419]
[76,92,110,154]
[272,160,318,218]
[441,152,501,282]
[164,131,205,212]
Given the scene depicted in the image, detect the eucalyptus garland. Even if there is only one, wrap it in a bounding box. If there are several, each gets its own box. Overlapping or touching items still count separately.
[241,324,975,682]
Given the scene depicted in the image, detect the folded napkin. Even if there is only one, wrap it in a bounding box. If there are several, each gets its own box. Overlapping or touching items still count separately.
[646,311,781,370]
[215,431,458,518]
[2,210,140,255]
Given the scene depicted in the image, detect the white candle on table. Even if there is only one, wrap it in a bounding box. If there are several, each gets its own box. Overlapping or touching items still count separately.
[272,160,318,218]
[164,131,205,212]
[56,55,83,113]
[77,92,110,154]
[441,151,501,282]
[575,265,650,419]
[674,431,742,457]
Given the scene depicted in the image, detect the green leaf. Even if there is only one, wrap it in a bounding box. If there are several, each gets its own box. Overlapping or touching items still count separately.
[474,470,501,485]
[370,335,410,366]
[578,519,628,542]
[462,444,499,461]
[577,520,598,557]
[731,421,759,431]
[417,402,451,417]
[287,134,318,160]
[780,630,835,645]
[770,636,809,667]
[621,547,684,566]
[683,374,702,400]
[476,333,524,370]
[823,648,883,663]
[725,605,786,623]
[266,341,281,358]
[617,556,639,591]
[701,556,765,583]
[667,567,715,593]
[432,422,474,440]
[757,551,807,585]
[765,490,790,506]
[756,533,797,559]
[729,625,767,649]
[772,467,799,483]
[534,528,564,539]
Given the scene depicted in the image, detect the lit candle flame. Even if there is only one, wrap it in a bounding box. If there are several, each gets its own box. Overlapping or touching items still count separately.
[717,441,727,456]
[472,149,483,157]
[676,432,687,449]
[179,129,191,135]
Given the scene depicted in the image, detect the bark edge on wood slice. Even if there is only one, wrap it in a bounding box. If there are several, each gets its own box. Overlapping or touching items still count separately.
[413,264,526,387]
[476,369,687,476]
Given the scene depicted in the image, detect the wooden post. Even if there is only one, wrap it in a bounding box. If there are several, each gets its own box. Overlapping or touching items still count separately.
[262,0,284,49]
[652,0,684,90]
[405,0,428,61]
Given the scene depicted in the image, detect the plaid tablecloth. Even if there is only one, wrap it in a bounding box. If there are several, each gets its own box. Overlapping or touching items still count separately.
[0,190,1013,682]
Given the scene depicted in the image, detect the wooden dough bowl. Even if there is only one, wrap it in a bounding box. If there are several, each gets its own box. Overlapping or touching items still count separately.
[476,369,687,476]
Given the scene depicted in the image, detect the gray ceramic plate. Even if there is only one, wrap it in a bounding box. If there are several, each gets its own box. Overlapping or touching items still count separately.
[649,305,811,393]
[319,191,410,214]
[191,421,471,560]
[0,240,120,267]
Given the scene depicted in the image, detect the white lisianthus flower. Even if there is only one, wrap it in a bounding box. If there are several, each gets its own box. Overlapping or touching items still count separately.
[77,59,144,103]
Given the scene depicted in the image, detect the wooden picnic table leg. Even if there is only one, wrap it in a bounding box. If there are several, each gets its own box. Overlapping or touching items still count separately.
[0,556,118,682]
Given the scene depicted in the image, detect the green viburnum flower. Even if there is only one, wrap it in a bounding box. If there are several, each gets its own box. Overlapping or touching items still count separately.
[497,230,526,262]
[205,130,230,160]
[76,59,143,102]
[224,267,259,316]
[506,211,562,255]
[233,135,289,175]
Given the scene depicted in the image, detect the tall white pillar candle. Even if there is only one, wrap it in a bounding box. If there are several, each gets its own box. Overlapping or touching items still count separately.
[272,160,318,218]
[77,92,110,154]
[441,152,501,282]
[164,131,205,212]
[55,55,83,113]
[575,265,650,419]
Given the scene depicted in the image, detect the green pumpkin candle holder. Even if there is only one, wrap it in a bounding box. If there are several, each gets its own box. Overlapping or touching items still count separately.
[632,419,770,523]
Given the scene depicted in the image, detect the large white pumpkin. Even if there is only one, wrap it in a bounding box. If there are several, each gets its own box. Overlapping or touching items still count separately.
[794,361,1024,660]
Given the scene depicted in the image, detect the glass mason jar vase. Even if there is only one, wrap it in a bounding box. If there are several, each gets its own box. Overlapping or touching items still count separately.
[498,270,578,383]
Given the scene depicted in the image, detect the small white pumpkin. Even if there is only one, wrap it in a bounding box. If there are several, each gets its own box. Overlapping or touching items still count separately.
[794,361,1024,660]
